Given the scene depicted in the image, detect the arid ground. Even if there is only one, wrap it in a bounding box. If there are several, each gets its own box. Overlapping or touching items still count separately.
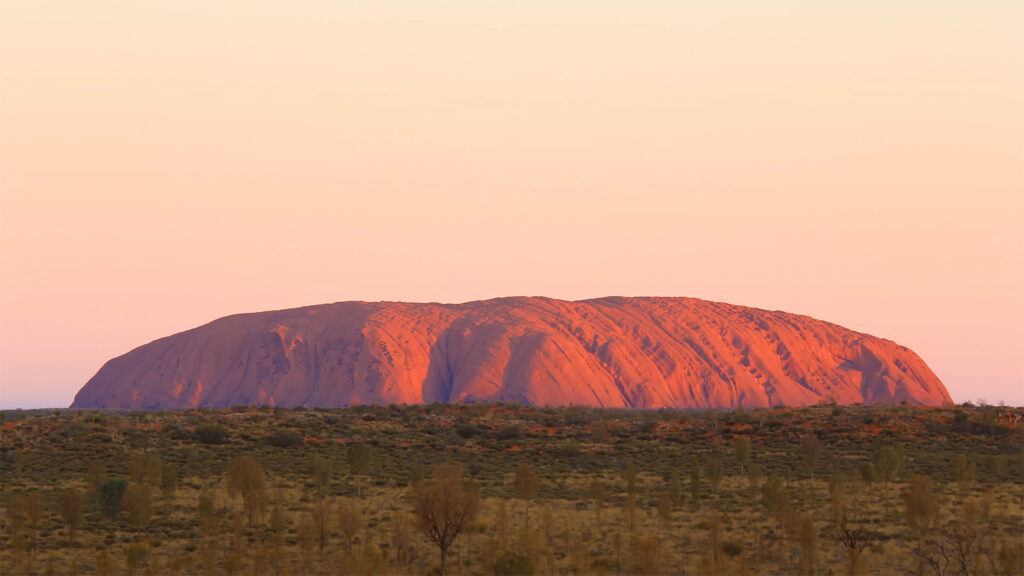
[2,402,1022,575]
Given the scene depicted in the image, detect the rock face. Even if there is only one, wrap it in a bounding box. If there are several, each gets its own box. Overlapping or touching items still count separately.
[71,297,951,410]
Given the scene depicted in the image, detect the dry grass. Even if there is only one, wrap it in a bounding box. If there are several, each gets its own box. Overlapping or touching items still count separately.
[1,403,1021,575]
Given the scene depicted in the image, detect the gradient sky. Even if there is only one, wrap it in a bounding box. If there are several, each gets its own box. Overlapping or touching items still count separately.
[2,1,1022,409]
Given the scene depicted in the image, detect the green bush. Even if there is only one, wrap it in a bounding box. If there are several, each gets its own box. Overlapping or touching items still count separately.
[266,429,304,448]
[97,477,128,520]
[454,423,479,439]
[194,424,229,445]
[723,540,744,557]
[494,551,534,576]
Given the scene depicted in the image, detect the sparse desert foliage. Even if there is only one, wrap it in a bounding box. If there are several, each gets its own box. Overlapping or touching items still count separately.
[0,402,1021,576]
[413,464,480,575]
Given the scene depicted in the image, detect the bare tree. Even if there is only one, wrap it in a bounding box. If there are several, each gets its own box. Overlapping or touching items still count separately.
[946,500,985,576]
[311,498,331,554]
[391,513,414,568]
[829,476,870,575]
[413,464,480,576]
[270,503,287,565]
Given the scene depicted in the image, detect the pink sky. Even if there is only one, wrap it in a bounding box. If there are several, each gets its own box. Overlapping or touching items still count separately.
[2,1,1022,408]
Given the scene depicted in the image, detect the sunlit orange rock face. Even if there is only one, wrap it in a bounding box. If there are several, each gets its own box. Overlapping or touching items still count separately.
[71,297,951,410]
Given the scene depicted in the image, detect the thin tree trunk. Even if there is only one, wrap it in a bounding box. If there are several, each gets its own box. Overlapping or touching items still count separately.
[525,501,530,536]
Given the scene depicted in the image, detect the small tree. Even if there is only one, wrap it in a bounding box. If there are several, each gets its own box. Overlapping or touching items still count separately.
[124,542,148,576]
[633,532,664,575]
[874,445,905,512]
[903,474,939,546]
[589,477,602,518]
[413,464,480,576]
[391,513,414,568]
[130,451,162,486]
[122,484,153,532]
[309,455,331,498]
[830,480,870,576]
[197,489,217,538]
[857,462,875,486]
[668,469,684,506]
[310,498,330,553]
[96,549,114,576]
[705,511,724,569]
[705,454,725,493]
[347,444,373,498]
[226,455,267,527]
[160,463,178,503]
[5,494,26,548]
[408,462,426,487]
[24,492,43,536]
[86,462,107,494]
[762,474,794,551]
[514,463,539,533]
[797,512,818,576]
[59,487,84,543]
[689,457,702,505]
[801,435,823,482]
[337,497,363,551]
[12,450,24,479]
[946,499,984,576]
[953,454,976,495]
[657,492,673,527]
[734,437,752,477]
[747,462,764,499]
[622,460,638,495]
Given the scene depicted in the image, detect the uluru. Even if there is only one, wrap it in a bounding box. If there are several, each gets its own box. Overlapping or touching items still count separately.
[71,297,951,410]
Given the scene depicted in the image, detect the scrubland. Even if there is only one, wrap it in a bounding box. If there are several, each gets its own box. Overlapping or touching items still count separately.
[1,402,1022,575]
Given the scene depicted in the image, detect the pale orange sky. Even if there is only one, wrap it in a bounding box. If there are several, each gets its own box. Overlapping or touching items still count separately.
[2,1,1022,408]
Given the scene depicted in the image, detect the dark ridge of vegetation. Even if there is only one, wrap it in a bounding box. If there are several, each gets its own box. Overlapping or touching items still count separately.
[1,402,1022,575]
